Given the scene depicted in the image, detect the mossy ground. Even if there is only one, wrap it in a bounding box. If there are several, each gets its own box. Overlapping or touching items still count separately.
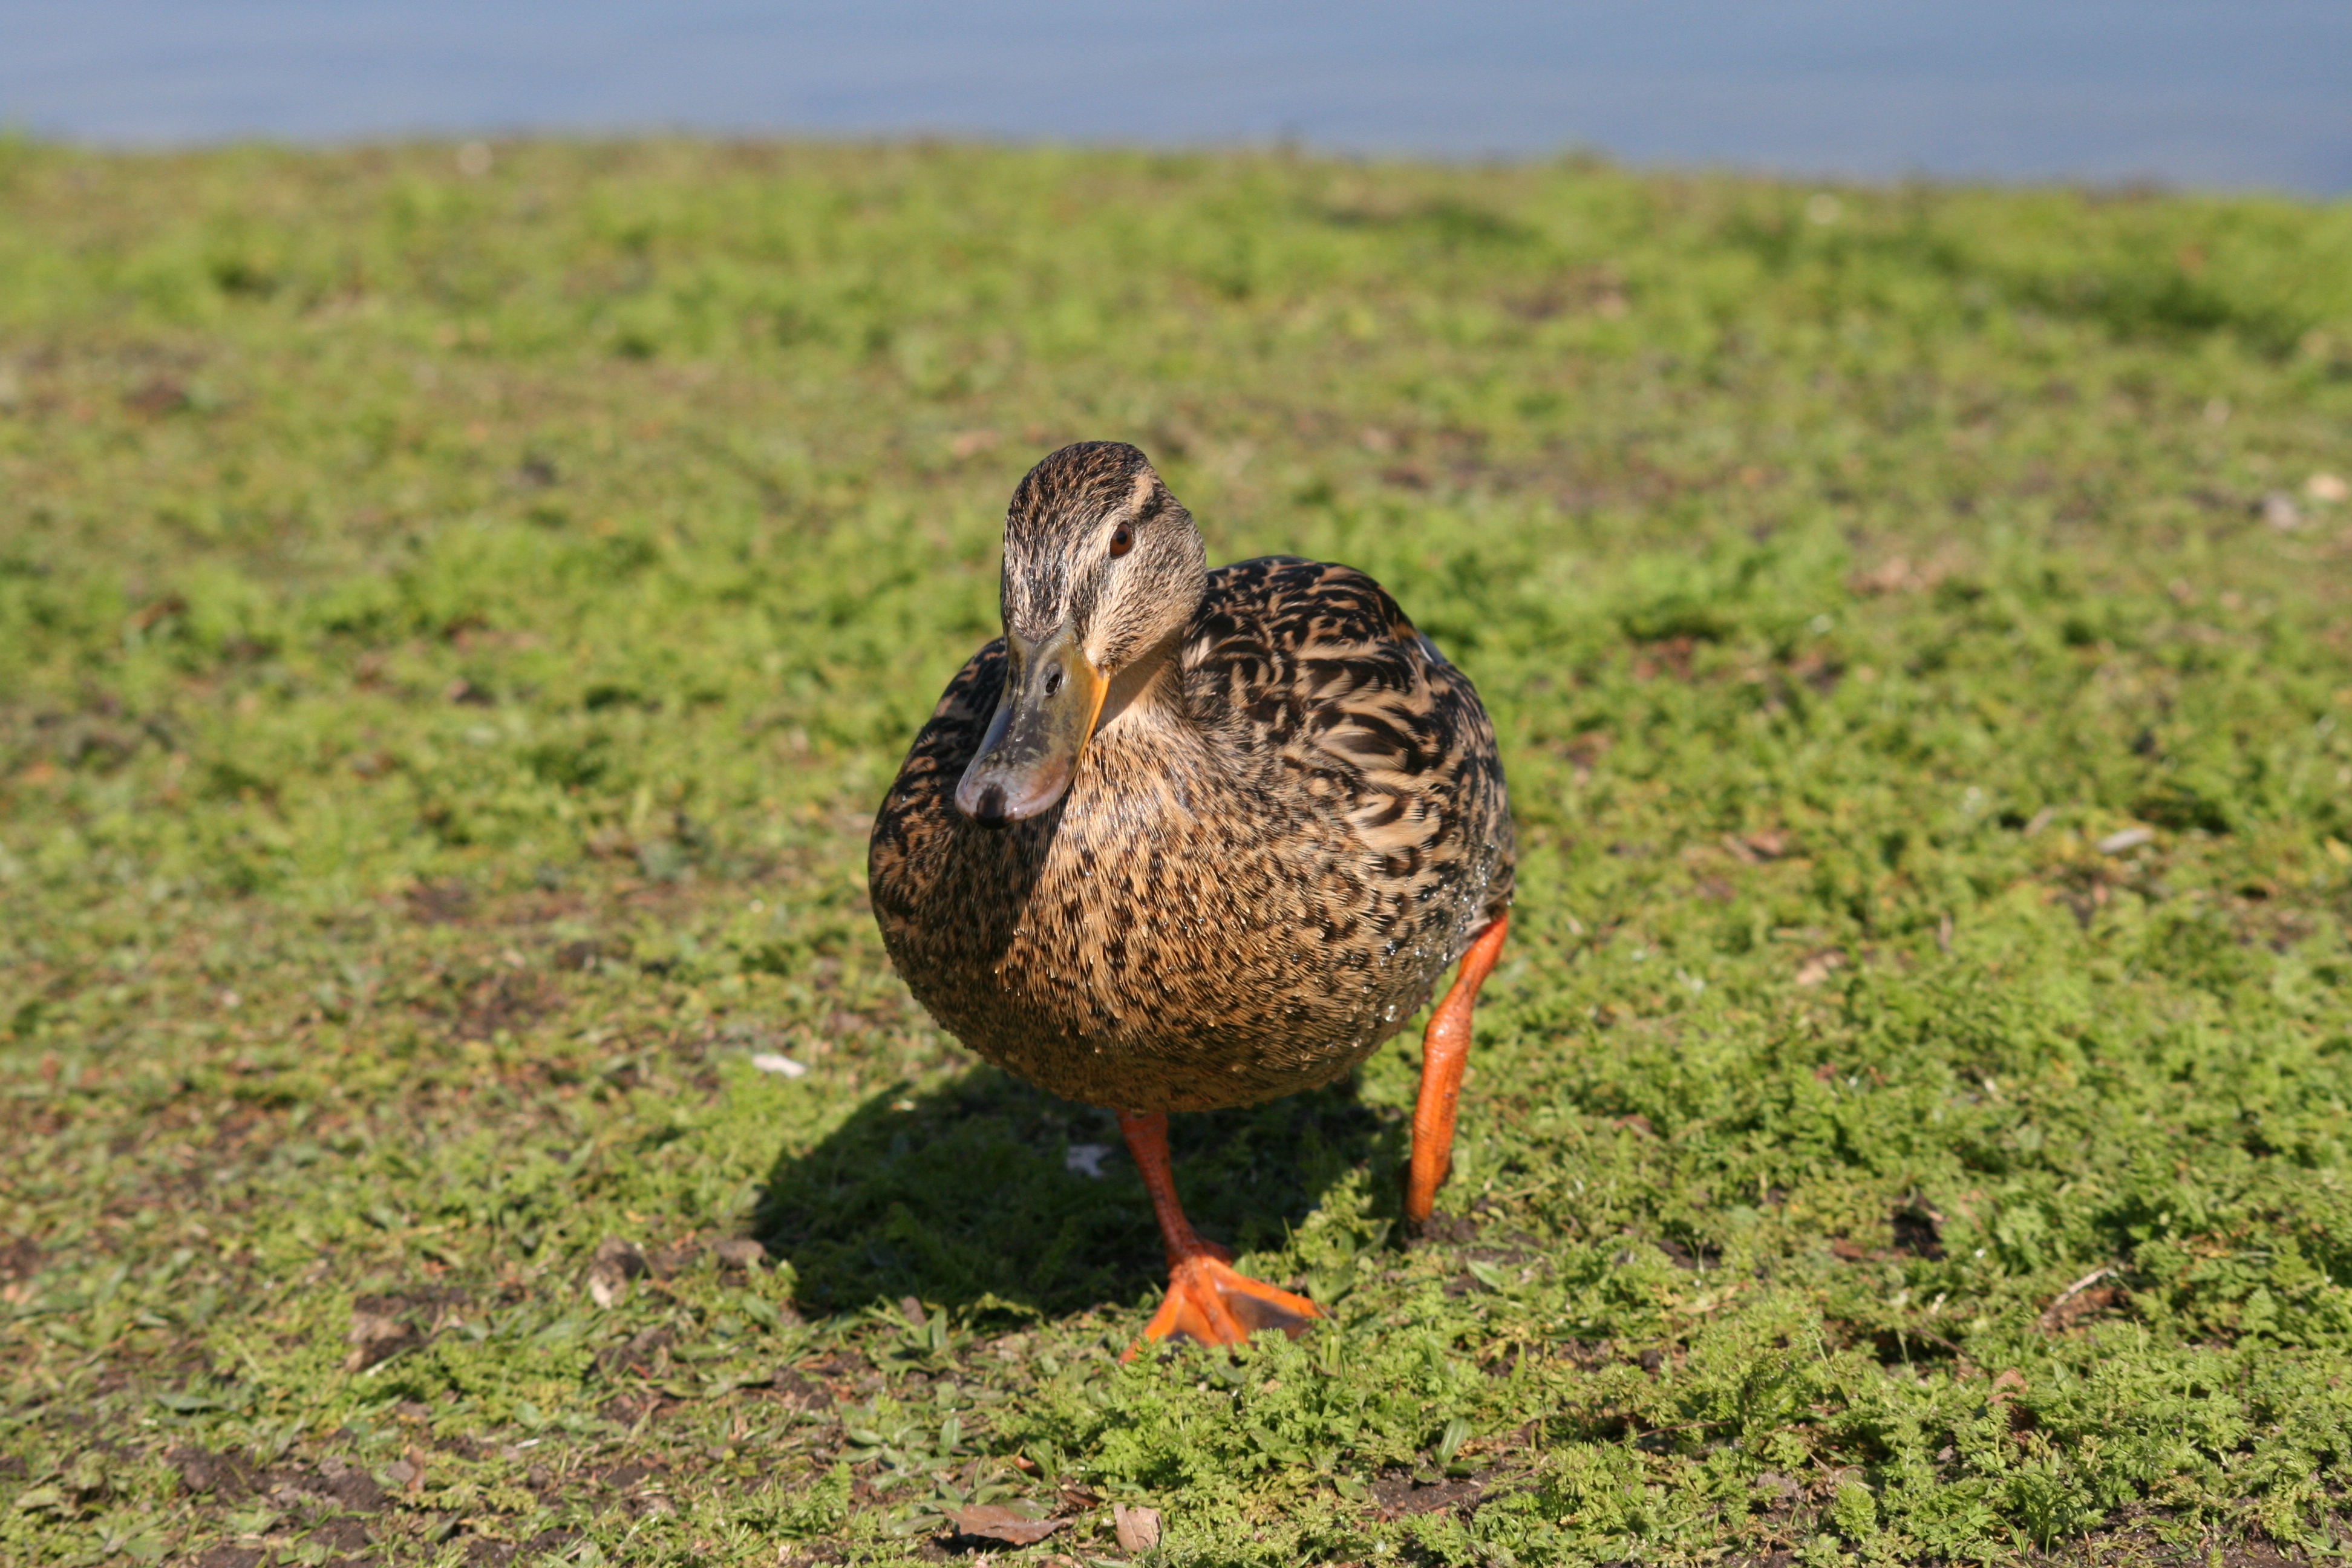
[4,139,2352,1567]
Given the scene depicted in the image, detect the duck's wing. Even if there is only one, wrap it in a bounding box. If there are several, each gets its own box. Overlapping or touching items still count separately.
[1187,557,1515,932]
[868,638,1008,916]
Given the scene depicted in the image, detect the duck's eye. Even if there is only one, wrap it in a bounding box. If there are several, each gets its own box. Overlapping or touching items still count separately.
[1108,524,1135,557]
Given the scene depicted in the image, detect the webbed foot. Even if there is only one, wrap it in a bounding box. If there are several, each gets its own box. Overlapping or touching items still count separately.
[1126,1249,1322,1359]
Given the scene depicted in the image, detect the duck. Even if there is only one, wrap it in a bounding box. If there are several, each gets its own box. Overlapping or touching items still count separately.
[868,441,1514,1352]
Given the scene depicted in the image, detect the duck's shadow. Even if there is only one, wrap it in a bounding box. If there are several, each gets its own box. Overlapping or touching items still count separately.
[751,1065,1400,1320]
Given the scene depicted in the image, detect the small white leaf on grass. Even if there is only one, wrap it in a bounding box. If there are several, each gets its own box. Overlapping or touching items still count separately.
[2096,826,2154,855]
[1064,1143,1111,1178]
[748,1052,806,1077]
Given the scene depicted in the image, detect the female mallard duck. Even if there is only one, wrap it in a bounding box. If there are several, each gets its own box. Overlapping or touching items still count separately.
[869,442,1514,1351]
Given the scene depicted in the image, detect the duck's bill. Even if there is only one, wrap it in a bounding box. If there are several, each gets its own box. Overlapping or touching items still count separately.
[953,627,1108,827]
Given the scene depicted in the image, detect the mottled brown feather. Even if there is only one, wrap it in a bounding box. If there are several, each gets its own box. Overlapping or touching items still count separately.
[870,476,1514,1114]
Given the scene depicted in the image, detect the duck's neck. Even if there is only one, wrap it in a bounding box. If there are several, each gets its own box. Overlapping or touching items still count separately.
[1094,621,1191,739]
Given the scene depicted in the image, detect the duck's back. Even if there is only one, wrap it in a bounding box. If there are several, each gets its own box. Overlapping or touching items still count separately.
[870,555,1514,1112]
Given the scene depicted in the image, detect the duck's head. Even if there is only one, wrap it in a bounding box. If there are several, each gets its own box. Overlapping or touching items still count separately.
[956,441,1206,827]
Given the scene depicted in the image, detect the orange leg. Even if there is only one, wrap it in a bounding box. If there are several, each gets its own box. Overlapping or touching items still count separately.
[1117,1110,1323,1360]
[1405,913,1510,1230]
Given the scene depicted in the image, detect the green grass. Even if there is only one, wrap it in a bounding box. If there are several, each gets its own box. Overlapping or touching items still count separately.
[3,136,2352,1567]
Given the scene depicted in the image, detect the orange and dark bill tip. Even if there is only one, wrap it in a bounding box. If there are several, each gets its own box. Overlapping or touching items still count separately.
[954,627,1109,827]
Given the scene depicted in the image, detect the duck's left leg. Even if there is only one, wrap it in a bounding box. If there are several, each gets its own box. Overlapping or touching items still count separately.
[1405,912,1511,1230]
[1117,1109,1323,1360]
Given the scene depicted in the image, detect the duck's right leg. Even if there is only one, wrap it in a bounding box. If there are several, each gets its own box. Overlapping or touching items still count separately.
[1116,1110,1323,1361]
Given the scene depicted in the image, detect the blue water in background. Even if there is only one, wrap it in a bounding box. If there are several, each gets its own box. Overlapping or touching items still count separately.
[4,0,2347,192]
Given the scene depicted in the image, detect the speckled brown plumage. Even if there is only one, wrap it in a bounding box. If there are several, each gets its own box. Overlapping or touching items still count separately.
[868,442,1514,1115]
